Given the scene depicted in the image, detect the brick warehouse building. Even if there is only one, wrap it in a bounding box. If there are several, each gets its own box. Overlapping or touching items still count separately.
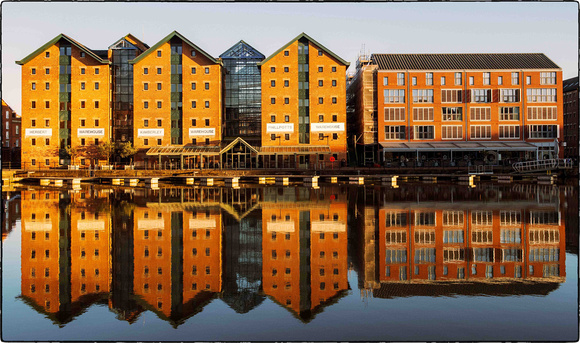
[1,99,21,168]
[17,32,348,169]
[347,53,564,167]
[563,76,578,162]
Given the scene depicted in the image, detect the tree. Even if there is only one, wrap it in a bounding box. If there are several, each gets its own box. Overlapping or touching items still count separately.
[117,142,137,164]
[97,141,115,164]
[65,145,82,165]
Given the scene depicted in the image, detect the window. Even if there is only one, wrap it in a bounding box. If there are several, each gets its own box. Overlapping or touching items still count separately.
[80,82,86,90]
[332,115,337,122]
[470,125,492,139]
[498,76,503,85]
[472,89,491,103]
[270,115,275,123]
[412,89,434,103]
[470,107,491,121]
[441,89,462,103]
[332,97,337,104]
[332,80,337,87]
[271,134,276,141]
[527,107,557,120]
[45,139,50,146]
[412,77,417,85]
[32,119,36,127]
[45,101,50,109]
[318,97,323,104]
[157,68,162,74]
[455,72,462,85]
[528,124,558,138]
[81,101,86,109]
[441,125,463,140]
[205,101,209,108]
[441,76,446,85]
[384,107,405,121]
[426,72,433,85]
[284,67,290,73]
[501,89,520,102]
[384,126,406,140]
[144,101,149,109]
[527,88,556,102]
[540,72,556,85]
[384,89,405,103]
[205,119,210,126]
[318,66,323,72]
[383,77,388,86]
[498,107,519,121]
[32,68,36,75]
[285,115,290,122]
[95,68,99,75]
[205,67,209,74]
[414,126,435,139]
[442,107,462,121]
[45,82,50,90]
[318,80,323,87]
[157,50,162,57]
[284,133,290,140]
[94,82,99,90]
[397,73,405,85]
[270,98,276,105]
[413,107,434,121]
[511,72,519,85]
[483,72,490,85]
[499,125,520,139]
[45,68,50,75]
[469,76,474,85]
[332,66,337,72]
[284,98,289,104]
[143,67,149,75]
[32,82,36,90]
[45,119,50,127]
[81,138,85,145]
[526,76,531,85]
[94,101,99,109]
[31,101,36,109]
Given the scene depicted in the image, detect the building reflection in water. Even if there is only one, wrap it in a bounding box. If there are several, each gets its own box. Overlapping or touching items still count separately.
[16,183,567,327]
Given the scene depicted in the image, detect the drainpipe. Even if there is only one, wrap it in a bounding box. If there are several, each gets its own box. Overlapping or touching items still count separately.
[407,70,411,143]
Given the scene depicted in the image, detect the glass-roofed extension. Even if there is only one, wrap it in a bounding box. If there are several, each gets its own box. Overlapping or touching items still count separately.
[220,41,265,145]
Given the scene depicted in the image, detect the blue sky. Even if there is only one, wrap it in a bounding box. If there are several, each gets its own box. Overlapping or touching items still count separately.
[2,2,577,114]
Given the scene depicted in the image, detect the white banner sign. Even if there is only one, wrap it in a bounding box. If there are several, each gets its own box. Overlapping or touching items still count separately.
[266,221,295,232]
[78,128,105,137]
[310,123,345,132]
[189,128,215,136]
[266,123,294,133]
[188,218,217,229]
[25,128,52,137]
[138,129,164,137]
[137,219,165,230]
[311,221,346,232]
[24,221,52,231]
[77,220,105,230]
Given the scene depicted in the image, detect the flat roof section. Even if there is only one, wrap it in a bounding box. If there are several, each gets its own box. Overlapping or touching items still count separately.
[380,141,539,151]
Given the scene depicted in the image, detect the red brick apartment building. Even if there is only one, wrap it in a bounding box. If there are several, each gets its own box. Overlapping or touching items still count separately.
[1,99,21,168]
[348,53,564,166]
[563,77,578,162]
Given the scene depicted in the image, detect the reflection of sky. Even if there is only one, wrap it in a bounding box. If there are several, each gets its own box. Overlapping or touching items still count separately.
[2,2,578,114]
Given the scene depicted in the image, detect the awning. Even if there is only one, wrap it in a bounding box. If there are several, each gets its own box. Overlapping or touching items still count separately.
[146,146,221,156]
[258,146,332,155]
[380,141,538,152]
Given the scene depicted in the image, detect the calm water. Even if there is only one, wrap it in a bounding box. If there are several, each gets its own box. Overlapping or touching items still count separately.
[2,181,578,341]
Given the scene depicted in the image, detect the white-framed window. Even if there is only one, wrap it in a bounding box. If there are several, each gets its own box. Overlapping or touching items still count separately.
[529,228,560,245]
[511,72,519,85]
[483,72,490,85]
[527,106,557,120]
[472,89,491,103]
[384,125,406,140]
[385,212,407,227]
[384,89,405,103]
[470,107,491,121]
[442,107,462,121]
[470,125,491,139]
[414,125,435,140]
[530,211,559,225]
[397,73,405,85]
[540,72,557,85]
[385,230,407,244]
[383,77,388,86]
[498,76,503,85]
[500,228,521,244]
[441,89,462,103]
[443,247,465,262]
[499,125,520,139]
[501,248,523,262]
[469,76,474,85]
[444,230,465,244]
[455,72,462,85]
[441,76,446,85]
[526,75,531,85]
[385,249,407,264]
[441,125,463,140]
[443,211,464,227]
[415,229,436,244]
[501,89,520,103]
[426,72,433,86]
[414,248,436,263]
[528,124,558,139]
[412,89,433,103]
[500,107,520,121]
[527,88,555,103]
[414,212,436,226]
[412,107,434,121]
[384,107,405,121]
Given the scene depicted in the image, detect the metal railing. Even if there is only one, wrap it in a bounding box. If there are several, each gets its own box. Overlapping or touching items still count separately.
[512,159,574,173]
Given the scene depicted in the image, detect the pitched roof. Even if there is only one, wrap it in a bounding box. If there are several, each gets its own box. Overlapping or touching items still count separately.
[371,53,560,70]
[563,76,579,92]
[108,33,149,52]
[16,33,110,65]
[220,40,265,59]
[129,31,219,65]
[258,32,349,67]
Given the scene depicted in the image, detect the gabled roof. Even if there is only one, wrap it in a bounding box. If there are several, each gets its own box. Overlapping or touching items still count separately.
[258,32,349,67]
[371,53,560,70]
[563,76,579,92]
[16,33,110,65]
[129,31,220,65]
[108,33,149,52]
[220,137,259,155]
[220,40,265,59]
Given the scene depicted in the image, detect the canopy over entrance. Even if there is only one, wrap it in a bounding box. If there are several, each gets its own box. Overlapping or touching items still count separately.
[380,141,538,152]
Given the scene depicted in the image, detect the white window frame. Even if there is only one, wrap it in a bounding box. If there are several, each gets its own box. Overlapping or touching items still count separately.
[498,125,520,139]
[426,72,433,86]
[397,73,405,86]
[412,89,434,103]
[483,72,490,85]
[412,107,434,121]
[414,125,435,140]
[511,72,519,85]
[441,89,462,103]
[540,72,557,85]
[455,72,462,85]
[472,89,491,103]
[441,125,463,140]
[500,89,520,103]
[527,106,557,120]
[384,107,405,122]
[442,107,463,121]
[470,125,492,140]
[528,124,559,139]
[499,107,520,121]
[384,89,405,103]
[384,125,406,140]
[470,107,491,121]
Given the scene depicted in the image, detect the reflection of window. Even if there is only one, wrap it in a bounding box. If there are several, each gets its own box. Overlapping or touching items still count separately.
[385,212,407,227]
[443,211,464,226]
[471,211,492,226]
[414,248,435,263]
[543,265,559,277]
[500,229,521,244]
[385,249,407,264]
[414,212,436,226]
[385,230,407,244]
[529,229,560,244]
[501,248,522,262]
[530,211,559,225]
[443,248,464,262]
[414,230,435,244]
[472,229,493,244]
[443,230,464,244]
[472,248,494,262]
[529,248,559,262]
